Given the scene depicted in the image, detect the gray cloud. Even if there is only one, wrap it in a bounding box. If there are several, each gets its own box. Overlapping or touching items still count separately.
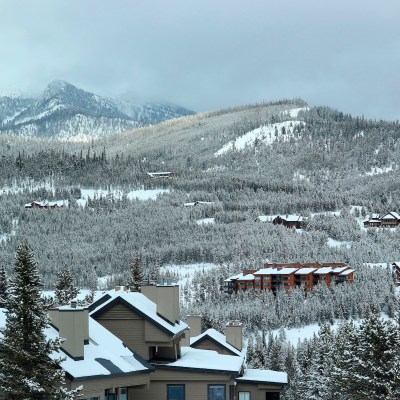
[0,0,399,120]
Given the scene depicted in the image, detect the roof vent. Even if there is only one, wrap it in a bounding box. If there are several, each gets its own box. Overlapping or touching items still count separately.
[70,299,77,308]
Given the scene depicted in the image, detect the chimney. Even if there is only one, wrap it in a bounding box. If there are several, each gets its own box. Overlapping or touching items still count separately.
[226,321,243,352]
[141,284,180,325]
[180,328,191,347]
[187,315,202,338]
[57,301,89,360]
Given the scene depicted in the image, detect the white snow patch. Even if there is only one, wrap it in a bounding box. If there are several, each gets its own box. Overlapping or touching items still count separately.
[327,237,352,249]
[215,120,305,156]
[196,217,215,225]
[161,263,218,287]
[365,163,397,176]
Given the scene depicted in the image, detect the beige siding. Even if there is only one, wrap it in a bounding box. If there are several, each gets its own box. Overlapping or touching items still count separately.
[191,338,235,356]
[129,369,235,400]
[145,320,172,342]
[95,303,148,359]
[236,383,283,400]
[67,373,151,398]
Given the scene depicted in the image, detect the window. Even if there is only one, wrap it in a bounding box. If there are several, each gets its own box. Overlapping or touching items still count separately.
[208,384,226,400]
[239,392,251,400]
[301,276,308,281]
[263,276,270,281]
[167,384,185,400]
[120,387,127,400]
[266,392,280,400]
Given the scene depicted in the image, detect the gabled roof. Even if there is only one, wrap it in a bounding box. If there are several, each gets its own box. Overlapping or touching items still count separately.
[190,328,243,357]
[90,291,187,337]
[381,212,400,220]
[0,308,153,382]
[152,346,244,375]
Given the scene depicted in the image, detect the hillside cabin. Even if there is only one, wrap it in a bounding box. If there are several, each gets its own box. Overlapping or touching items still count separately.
[364,212,400,228]
[272,215,303,229]
[24,200,69,209]
[147,171,175,178]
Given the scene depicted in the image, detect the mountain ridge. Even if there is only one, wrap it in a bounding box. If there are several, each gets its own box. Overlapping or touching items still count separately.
[0,80,194,139]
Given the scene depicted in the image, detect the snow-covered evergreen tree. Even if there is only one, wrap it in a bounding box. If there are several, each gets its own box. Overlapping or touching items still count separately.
[54,265,79,305]
[127,252,143,292]
[0,264,7,308]
[0,241,80,399]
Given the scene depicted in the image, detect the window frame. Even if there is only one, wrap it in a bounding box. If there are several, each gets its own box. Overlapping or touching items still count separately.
[238,392,251,400]
[167,384,185,400]
[208,384,226,400]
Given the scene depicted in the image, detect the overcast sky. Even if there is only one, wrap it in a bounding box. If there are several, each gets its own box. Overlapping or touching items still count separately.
[0,0,399,120]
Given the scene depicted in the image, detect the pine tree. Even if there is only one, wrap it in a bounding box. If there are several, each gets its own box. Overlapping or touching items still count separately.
[0,264,8,308]
[127,252,143,292]
[0,241,79,399]
[54,266,79,305]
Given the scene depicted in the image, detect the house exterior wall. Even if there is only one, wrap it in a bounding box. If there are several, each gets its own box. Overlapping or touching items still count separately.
[66,373,150,399]
[128,369,235,400]
[191,338,235,356]
[94,303,148,359]
[236,383,283,400]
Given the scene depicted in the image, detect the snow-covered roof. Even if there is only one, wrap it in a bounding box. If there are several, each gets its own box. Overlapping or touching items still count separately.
[0,308,153,380]
[278,215,303,222]
[294,268,317,275]
[331,267,348,273]
[254,268,298,275]
[237,274,254,281]
[152,346,243,374]
[224,273,244,282]
[339,269,354,276]
[381,212,400,220]
[236,368,288,385]
[90,290,187,337]
[314,267,333,274]
[190,328,243,357]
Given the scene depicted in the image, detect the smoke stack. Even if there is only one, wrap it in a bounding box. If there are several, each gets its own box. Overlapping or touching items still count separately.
[187,315,202,338]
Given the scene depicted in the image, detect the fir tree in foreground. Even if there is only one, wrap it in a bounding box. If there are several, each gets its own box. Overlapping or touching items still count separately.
[0,241,80,399]
[55,265,79,305]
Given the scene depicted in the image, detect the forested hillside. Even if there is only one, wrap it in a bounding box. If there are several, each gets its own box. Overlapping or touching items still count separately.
[1,99,400,287]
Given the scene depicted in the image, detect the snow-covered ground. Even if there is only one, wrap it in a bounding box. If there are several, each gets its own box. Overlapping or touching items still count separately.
[365,163,397,176]
[196,218,215,225]
[214,120,305,156]
[281,107,309,118]
[78,187,170,207]
[327,237,352,249]
[161,263,218,287]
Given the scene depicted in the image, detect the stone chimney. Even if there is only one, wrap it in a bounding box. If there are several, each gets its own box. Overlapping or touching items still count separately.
[141,284,180,325]
[226,321,243,352]
[54,301,89,360]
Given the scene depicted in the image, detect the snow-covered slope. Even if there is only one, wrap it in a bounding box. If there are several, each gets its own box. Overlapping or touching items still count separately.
[215,120,305,156]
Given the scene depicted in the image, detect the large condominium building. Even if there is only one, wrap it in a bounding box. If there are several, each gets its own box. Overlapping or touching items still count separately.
[224,263,354,294]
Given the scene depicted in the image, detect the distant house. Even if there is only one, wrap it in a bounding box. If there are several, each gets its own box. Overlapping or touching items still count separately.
[272,215,303,229]
[183,201,215,207]
[24,200,69,209]
[364,212,400,228]
[147,171,175,178]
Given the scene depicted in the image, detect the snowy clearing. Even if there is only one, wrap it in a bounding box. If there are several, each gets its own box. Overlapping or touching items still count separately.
[365,163,397,176]
[196,218,215,225]
[161,263,218,287]
[214,120,305,156]
[327,237,352,249]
